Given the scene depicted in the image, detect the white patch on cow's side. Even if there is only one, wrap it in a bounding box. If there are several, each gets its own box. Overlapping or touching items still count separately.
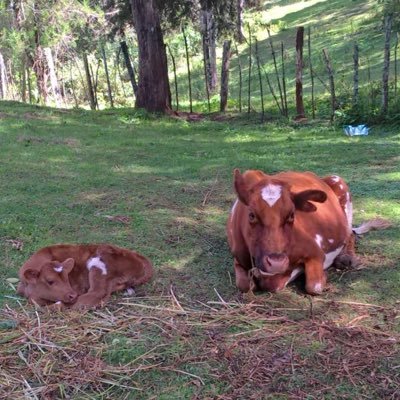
[54,265,63,273]
[331,175,340,183]
[261,184,282,207]
[344,192,353,230]
[328,239,334,244]
[124,287,136,296]
[55,301,62,305]
[339,184,343,189]
[231,199,238,218]
[87,257,108,275]
[323,245,344,270]
[286,267,304,285]
[315,234,323,249]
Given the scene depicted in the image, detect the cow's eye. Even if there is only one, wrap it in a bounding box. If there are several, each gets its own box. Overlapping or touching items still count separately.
[47,280,54,286]
[249,212,257,223]
[286,211,295,224]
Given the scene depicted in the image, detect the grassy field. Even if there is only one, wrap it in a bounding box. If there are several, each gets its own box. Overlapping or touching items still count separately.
[0,101,399,399]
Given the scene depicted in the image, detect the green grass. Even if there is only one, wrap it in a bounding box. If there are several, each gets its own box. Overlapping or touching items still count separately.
[0,101,399,398]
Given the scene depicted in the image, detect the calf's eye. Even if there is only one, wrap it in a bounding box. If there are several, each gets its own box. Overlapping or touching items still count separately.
[47,280,54,286]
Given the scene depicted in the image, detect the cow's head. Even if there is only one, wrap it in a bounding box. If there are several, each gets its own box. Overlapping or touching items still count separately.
[22,258,78,305]
[234,169,327,276]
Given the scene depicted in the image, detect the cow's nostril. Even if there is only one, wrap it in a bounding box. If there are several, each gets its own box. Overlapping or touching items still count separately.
[68,292,78,302]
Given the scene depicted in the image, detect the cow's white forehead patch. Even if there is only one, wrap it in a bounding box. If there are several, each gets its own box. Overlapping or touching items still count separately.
[54,265,63,273]
[87,257,108,275]
[261,184,282,207]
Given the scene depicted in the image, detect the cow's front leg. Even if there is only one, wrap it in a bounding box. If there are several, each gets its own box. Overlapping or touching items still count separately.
[71,268,111,310]
[234,259,251,292]
[304,258,326,295]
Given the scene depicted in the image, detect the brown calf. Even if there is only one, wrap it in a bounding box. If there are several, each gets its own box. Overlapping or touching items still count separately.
[226,169,387,295]
[17,244,153,309]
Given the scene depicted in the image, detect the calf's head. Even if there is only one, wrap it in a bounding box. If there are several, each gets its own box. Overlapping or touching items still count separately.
[234,169,327,276]
[22,258,78,305]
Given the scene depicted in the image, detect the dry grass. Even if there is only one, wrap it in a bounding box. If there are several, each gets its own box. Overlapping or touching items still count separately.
[1,290,399,399]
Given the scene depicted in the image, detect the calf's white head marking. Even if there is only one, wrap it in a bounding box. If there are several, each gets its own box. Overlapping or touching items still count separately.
[261,184,282,207]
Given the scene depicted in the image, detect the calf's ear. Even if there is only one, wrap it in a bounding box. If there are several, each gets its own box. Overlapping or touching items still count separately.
[23,269,40,283]
[62,258,75,274]
[293,189,327,212]
[234,169,250,206]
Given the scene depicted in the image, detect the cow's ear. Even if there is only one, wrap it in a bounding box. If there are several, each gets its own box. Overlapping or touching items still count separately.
[234,169,250,206]
[293,190,327,212]
[62,258,75,274]
[23,269,40,283]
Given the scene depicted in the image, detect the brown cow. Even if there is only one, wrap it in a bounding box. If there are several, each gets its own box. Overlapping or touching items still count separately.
[226,169,388,295]
[17,244,153,309]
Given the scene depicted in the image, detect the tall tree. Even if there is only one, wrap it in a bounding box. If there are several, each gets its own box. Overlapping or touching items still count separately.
[130,0,171,112]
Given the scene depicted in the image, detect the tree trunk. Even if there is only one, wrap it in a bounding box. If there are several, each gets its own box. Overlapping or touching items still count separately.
[21,64,27,102]
[0,53,7,99]
[201,9,218,93]
[44,47,62,107]
[101,46,114,108]
[220,40,232,112]
[395,32,399,99]
[381,14,393,115]
[130,0,171,112]
[295,27,305,120]
[33,44,48,104]
[120,40,138,97]
[236,0,245,44]
[82,52,96,110]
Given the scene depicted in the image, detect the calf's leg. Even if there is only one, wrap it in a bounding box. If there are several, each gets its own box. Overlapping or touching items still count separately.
[71,267,112,310]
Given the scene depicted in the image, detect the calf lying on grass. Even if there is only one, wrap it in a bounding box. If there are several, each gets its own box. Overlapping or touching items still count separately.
[17,244,153,309]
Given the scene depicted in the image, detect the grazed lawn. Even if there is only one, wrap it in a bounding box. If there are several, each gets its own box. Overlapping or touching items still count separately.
[0,102,399,398]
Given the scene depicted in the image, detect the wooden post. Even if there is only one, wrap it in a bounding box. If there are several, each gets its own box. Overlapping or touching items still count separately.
[295,27,305,120]
[307,27,315,119]
[247,24,252,114]
[182,26,193,113]
[235,42,243,113]
[267,27,284,116]
[281,42,288,117]
[220,40,232,112]
[101,46,114,108]
[353,43,359,106]
[395,32,399,99]
[82,52,96,110]
[254,38,265,122]
[167,44,179,111]
[120,40,138,97]
[322,48,336,122]
[381,14,393,114]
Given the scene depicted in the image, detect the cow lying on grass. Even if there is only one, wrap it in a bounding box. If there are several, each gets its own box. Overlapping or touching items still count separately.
[227,169,389,295]
[17,244,153,309]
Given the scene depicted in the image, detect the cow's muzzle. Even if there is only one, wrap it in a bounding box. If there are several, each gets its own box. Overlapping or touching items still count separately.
[63,291,78,304]
[257,253,289,275]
